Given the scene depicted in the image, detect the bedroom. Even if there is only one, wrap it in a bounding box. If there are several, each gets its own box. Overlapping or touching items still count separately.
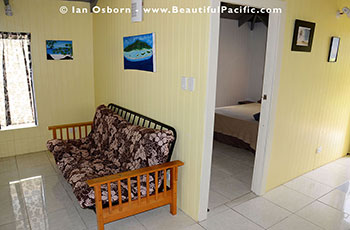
[208,3,268,210]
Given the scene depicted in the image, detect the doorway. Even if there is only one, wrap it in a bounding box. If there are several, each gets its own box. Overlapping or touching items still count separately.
[198,0,286,221]
[209,2,268,210]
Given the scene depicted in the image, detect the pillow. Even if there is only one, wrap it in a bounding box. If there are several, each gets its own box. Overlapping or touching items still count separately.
[112,122,175,172]
[91,104,128,153]
[253,113,260,121]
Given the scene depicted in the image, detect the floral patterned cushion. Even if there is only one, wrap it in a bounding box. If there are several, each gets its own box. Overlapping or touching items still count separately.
[90,105,128,155]
[47,105,175,208]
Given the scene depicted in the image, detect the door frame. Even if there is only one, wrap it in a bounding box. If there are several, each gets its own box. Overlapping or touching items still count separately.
[198,0,287,221]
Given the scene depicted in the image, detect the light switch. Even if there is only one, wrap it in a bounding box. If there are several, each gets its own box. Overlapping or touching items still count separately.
[131,0,143,22]
[181,77,187,90]
[188,77,195,92]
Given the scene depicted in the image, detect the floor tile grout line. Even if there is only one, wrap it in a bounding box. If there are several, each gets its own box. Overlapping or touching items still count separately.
[230,207,269,229]
[212,165,254,179]
[259,198,323,230]
[293,202,328,230]
[0,218,32,229]
[262,185,316,213]
[264,215,290,230]
[279,184,316,200]
[316,198,350,217]
[283,180,333,200]
[294,199,344,230]
[231,196,294,228]
[198,221,208,230]
[134,216,149,230]
[303,170,348,188]
[210,188,251,203]
[212,155,255,169]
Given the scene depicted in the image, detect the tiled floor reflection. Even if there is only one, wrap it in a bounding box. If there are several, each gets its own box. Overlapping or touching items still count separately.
[5,176,50,230]
[1,147,350,229]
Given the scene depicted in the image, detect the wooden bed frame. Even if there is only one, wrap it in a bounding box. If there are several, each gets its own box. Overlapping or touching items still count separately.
[48,104,184,230]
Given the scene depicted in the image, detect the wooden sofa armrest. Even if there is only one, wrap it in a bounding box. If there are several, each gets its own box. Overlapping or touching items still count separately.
[48,121,93,139]
[87,160,184,230]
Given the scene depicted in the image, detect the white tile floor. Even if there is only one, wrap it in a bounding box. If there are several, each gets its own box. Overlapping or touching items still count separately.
[209,141,255,209]
[1,142,350,229]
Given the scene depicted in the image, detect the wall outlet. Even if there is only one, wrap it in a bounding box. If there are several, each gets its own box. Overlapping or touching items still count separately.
[188,77,195,92]
[316,146,322,154]
[181,77,188,90]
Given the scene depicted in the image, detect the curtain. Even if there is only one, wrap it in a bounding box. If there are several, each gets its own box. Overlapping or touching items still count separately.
[0,32,36,129]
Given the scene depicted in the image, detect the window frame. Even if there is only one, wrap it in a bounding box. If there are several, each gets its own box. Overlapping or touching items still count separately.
[0,31,38,131]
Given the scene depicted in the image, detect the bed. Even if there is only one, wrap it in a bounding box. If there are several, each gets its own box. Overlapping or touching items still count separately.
[214,103,261,152]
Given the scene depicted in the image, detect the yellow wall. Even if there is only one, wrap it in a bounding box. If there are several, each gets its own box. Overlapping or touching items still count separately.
[0,0,96,157]
[266,0,350,190]
[93,0,210,220]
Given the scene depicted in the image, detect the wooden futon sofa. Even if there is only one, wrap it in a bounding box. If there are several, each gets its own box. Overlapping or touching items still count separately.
[47,104,184,230]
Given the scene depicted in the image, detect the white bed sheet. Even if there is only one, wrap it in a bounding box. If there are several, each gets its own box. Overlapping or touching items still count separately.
[215,103,261,122]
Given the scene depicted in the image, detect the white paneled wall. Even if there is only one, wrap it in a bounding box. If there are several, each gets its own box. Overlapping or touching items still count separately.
[215,19,267,107]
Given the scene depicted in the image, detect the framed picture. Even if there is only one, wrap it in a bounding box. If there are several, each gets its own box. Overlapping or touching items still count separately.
[328,37,340,62]
[291,20,316,52]
[46,40,73,60]
[123,33,156,72]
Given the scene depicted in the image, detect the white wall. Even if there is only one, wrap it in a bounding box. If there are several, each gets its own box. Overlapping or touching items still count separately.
[215,19,267,107]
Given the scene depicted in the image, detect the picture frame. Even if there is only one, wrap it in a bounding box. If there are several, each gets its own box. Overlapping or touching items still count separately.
[46,40,73,60]
[328,37,340,62]
[123,33,156,72]
[291,19,316,52]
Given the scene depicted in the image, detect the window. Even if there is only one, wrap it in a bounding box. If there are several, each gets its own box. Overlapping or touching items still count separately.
[0,32,37,130]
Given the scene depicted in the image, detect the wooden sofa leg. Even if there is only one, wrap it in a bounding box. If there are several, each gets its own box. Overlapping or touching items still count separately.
[94,186,105,230]
[170,167,178,215]
[97,221,104,230]
[170,199,177,215]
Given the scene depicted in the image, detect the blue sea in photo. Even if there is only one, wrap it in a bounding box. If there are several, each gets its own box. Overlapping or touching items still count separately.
[124,56,154,72]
